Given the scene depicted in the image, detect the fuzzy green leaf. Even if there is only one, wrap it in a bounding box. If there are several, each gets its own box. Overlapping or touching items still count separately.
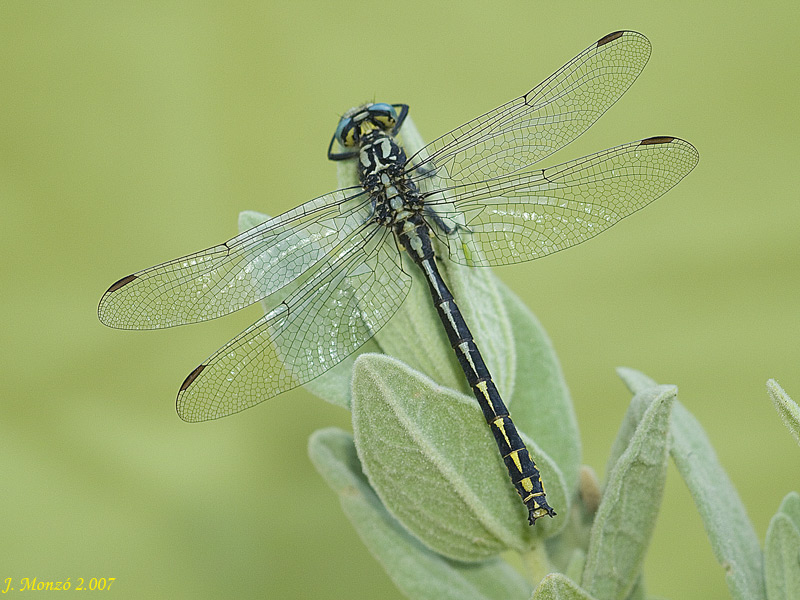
[764,509,800,600]
[765,492,800,600]
[603,376,671,487]
[777,492,800,531]
[671,401,765,600]
[308,428,532,600]
[618,367,766,600]
[533,573,597,600]
[545,466,601,575]
[615,367,657,395]
[582,386,675,600]
[767,379,800,447]
[624,576,646,600]
[351,353,566,561]
[619,368,766,600]
[564,549,587,584]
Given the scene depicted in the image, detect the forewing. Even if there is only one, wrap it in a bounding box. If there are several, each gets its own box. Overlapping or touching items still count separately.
[98,186,370,329]
[406,31,651,186]
[176,226,410,421]
[425,138,699,266]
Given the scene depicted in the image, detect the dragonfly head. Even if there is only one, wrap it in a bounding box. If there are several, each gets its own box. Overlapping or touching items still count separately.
[328,103,409,161]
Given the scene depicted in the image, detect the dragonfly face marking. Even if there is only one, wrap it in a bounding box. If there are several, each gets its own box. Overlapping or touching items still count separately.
[330,103,409,159]
[99,31,698,526]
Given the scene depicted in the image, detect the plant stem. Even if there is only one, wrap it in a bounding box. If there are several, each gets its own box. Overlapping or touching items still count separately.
[521,543,553,586]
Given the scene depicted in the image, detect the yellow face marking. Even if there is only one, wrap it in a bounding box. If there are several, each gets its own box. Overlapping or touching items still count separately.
[358,121,380,136]
[373,114,396,129]
[343,128,357,147]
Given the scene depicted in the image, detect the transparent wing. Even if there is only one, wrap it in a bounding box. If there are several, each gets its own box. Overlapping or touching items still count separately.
[98,186,371,329]
[176,226,410,422]
[424,137,699,266]
[406,31,651,186]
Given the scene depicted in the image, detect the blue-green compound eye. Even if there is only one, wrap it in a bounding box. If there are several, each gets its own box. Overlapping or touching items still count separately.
[368,103,397,130]
[334,116,357,147]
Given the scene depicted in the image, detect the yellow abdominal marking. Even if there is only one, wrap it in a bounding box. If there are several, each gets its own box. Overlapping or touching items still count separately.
[491,416,511,446]
[508,450,523,473]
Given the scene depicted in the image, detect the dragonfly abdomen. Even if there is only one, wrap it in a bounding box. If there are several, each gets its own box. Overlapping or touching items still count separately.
[398,218,556,524]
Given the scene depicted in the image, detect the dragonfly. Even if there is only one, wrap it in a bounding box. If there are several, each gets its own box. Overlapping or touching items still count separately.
[98,30,698,525]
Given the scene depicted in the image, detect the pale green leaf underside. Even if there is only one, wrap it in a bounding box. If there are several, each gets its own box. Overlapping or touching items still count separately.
[603,377,670,486]
[618,368,766,600]
[582,385,675,600]
[767,379,800,447]
[765,502,800,600]
[534,573,597,600]
[777,492,800,532]
[351,353,566,561]
[308,428,531,600]
[615,367,657,396]
[671,399,765,600]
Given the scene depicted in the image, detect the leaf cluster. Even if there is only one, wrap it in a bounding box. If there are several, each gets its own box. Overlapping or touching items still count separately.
[237,116,799,599]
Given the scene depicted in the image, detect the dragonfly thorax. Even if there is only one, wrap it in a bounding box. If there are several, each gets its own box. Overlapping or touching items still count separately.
[359,132,424,227]
[357,131,407,178]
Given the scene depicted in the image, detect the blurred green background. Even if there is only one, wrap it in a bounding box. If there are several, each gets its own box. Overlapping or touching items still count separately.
[1,2,797,598]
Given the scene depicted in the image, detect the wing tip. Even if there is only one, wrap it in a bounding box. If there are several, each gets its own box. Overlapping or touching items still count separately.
[175,363,208,423]
[639,135,676,146]
[176,364,208,422]
[639,136,699,159]
[179,364,207,392]
[106,273,138,294]
[596,30,649,49]
[597,31,626,47]
[98,274,138,327]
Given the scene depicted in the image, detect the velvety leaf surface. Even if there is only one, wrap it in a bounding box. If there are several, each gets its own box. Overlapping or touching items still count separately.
[618,367,766,600]
[309,428,532,600]
[533,573,597,600]
[582,386,675,600]
[764,508,800,600]
[351,353,566,561]
[767,379,800,447]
